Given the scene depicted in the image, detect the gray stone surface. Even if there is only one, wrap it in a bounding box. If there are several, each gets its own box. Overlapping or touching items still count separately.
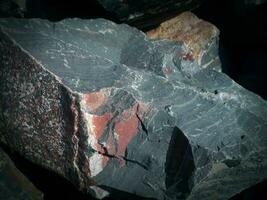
[0,147,43,200]
[0,18,267,200]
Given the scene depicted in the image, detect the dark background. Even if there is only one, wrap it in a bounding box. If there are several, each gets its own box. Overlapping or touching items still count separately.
[0,0,267,199]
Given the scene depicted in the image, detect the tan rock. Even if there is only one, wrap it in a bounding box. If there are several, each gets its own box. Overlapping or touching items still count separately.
[147,12,221,71]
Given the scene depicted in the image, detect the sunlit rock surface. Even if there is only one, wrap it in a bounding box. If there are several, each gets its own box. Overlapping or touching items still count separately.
[0,147,43,200]
[0,18,267,200]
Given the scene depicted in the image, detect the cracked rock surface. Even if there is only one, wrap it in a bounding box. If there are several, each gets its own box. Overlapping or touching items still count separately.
[0,18,267,200]
[0,147,43,200]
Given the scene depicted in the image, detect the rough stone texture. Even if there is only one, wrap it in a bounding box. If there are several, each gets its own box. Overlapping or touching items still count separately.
[0,147,43,200]
[147,12,221,72]
[0,18,267,200]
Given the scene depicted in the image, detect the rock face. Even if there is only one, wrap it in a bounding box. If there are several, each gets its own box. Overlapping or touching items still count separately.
[0,18,267,200]
[147,12,221,72]
[0,147,43,200]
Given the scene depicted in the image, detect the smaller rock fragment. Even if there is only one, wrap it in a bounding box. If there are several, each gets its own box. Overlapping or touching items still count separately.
[147,12,221,71]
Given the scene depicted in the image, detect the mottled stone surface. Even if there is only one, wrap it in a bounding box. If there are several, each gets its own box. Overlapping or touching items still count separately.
[0,147,43,200]
[147,12,221,72]
[0,18,267,200]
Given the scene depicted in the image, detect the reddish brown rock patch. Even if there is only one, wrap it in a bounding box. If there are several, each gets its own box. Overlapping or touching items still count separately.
[91,112,111,145]
[114,104,139,158]
[115,103,150,159]
[88,102,150,167]
[82,91,108,112]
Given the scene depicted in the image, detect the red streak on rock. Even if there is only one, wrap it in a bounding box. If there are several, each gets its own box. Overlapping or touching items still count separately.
[102,155,109,168]
[163,67,173,74]
[91,112,112,168]
[82,91,107,112]
[92,112,111,142]
[183,53,194,61]
[101,132,112,167]
[177,52,194,61]
[89,102,150,168]
[104,131,116,160]
[114,104,139,158]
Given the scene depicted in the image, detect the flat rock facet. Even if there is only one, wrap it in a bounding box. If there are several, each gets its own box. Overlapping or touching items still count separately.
[0,18,267,200]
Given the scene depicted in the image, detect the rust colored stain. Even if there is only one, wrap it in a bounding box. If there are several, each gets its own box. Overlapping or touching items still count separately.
[163,67,173,74]
[91,112,111,142]
[102,154,109,168]
[82,91,107,112]
[177,52,194,62]
[103,131,117,161]
[91,112,112,168]
[182,53,194,61]
[114,104,139,158]
[89,102,150,168]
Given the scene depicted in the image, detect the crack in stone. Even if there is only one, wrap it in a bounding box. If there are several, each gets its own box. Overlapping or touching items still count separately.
[97,150,149,171]
[136,113,148,135]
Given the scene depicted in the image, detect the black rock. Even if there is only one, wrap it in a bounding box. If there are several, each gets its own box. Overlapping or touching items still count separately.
[0,147,43,200]
[0,0,26,17]
[0,18,266,200]
[97,0,202,28]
